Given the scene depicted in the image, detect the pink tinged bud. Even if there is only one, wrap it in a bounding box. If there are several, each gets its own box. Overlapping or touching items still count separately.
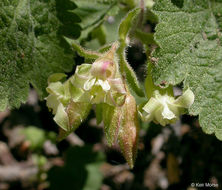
[118,94,139,168]
[91,42,118,80]
[91,60,115,80]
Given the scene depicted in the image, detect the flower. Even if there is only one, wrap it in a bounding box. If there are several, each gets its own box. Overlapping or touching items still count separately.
[139,88,195,126]
[45,73,91,132]
[70,44,126,106]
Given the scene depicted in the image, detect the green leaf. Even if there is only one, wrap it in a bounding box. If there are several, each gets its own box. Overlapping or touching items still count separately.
[0,0,77,111]
[22,126,46,151]
[117,8,145,97]
[152,0,222,140]
[72,0,118,41]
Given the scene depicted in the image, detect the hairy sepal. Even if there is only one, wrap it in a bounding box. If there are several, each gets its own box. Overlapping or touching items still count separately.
[117,8,144,97]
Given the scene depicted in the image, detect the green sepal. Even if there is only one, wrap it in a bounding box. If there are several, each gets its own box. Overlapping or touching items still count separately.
[174,88,195,108]
[57,101,92,141]
[118,94,139,169]
[118,8,140,42]
[95,104,103,125]
[65,37,102,59]
[134,29,155,46]
[103,104,120,146]
[48,73,67,84]
[54,103,69,131]
[117,8,144,97]
[140,87,195,126]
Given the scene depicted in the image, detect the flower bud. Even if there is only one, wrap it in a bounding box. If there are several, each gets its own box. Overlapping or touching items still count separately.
[91,42,117,79]
[118,94,139,168]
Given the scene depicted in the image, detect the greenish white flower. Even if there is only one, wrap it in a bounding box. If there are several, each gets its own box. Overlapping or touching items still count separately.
[139,88,195,126]
[45,43,126,133]
[45,73,71,130]
[70,47,126,106]
[45,73,91,133]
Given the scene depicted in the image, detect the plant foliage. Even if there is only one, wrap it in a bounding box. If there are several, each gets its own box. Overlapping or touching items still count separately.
[152,0,222,140]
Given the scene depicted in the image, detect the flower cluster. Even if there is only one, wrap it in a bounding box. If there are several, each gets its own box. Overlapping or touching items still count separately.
[45,44,126,133]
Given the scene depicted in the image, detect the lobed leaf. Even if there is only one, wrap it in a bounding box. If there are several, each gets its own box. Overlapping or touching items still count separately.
[152,0,222,140]
[0,0,77,111]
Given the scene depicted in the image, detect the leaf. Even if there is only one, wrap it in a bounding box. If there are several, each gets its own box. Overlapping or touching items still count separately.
[72,0,118,41]
[0,0,77,111]
[117,8,145,97]
[152,0,222,140]
[22,126,46,151]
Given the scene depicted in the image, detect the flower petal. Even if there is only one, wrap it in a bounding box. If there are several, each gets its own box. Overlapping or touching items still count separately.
[97,79,110,91]
[174,88,195,108]
[84,78,96,91]
[71,64,92,88]
[54,103,69,131]
[46,94,60,114]
[162,104,176,120]
[141,97,161,122]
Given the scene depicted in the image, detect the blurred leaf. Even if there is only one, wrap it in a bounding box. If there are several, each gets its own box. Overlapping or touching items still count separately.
[72,0,118,41]
[32,154,47,168]
[104,10,128,44]
[48,145,105,190]
[22,126,46,150]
